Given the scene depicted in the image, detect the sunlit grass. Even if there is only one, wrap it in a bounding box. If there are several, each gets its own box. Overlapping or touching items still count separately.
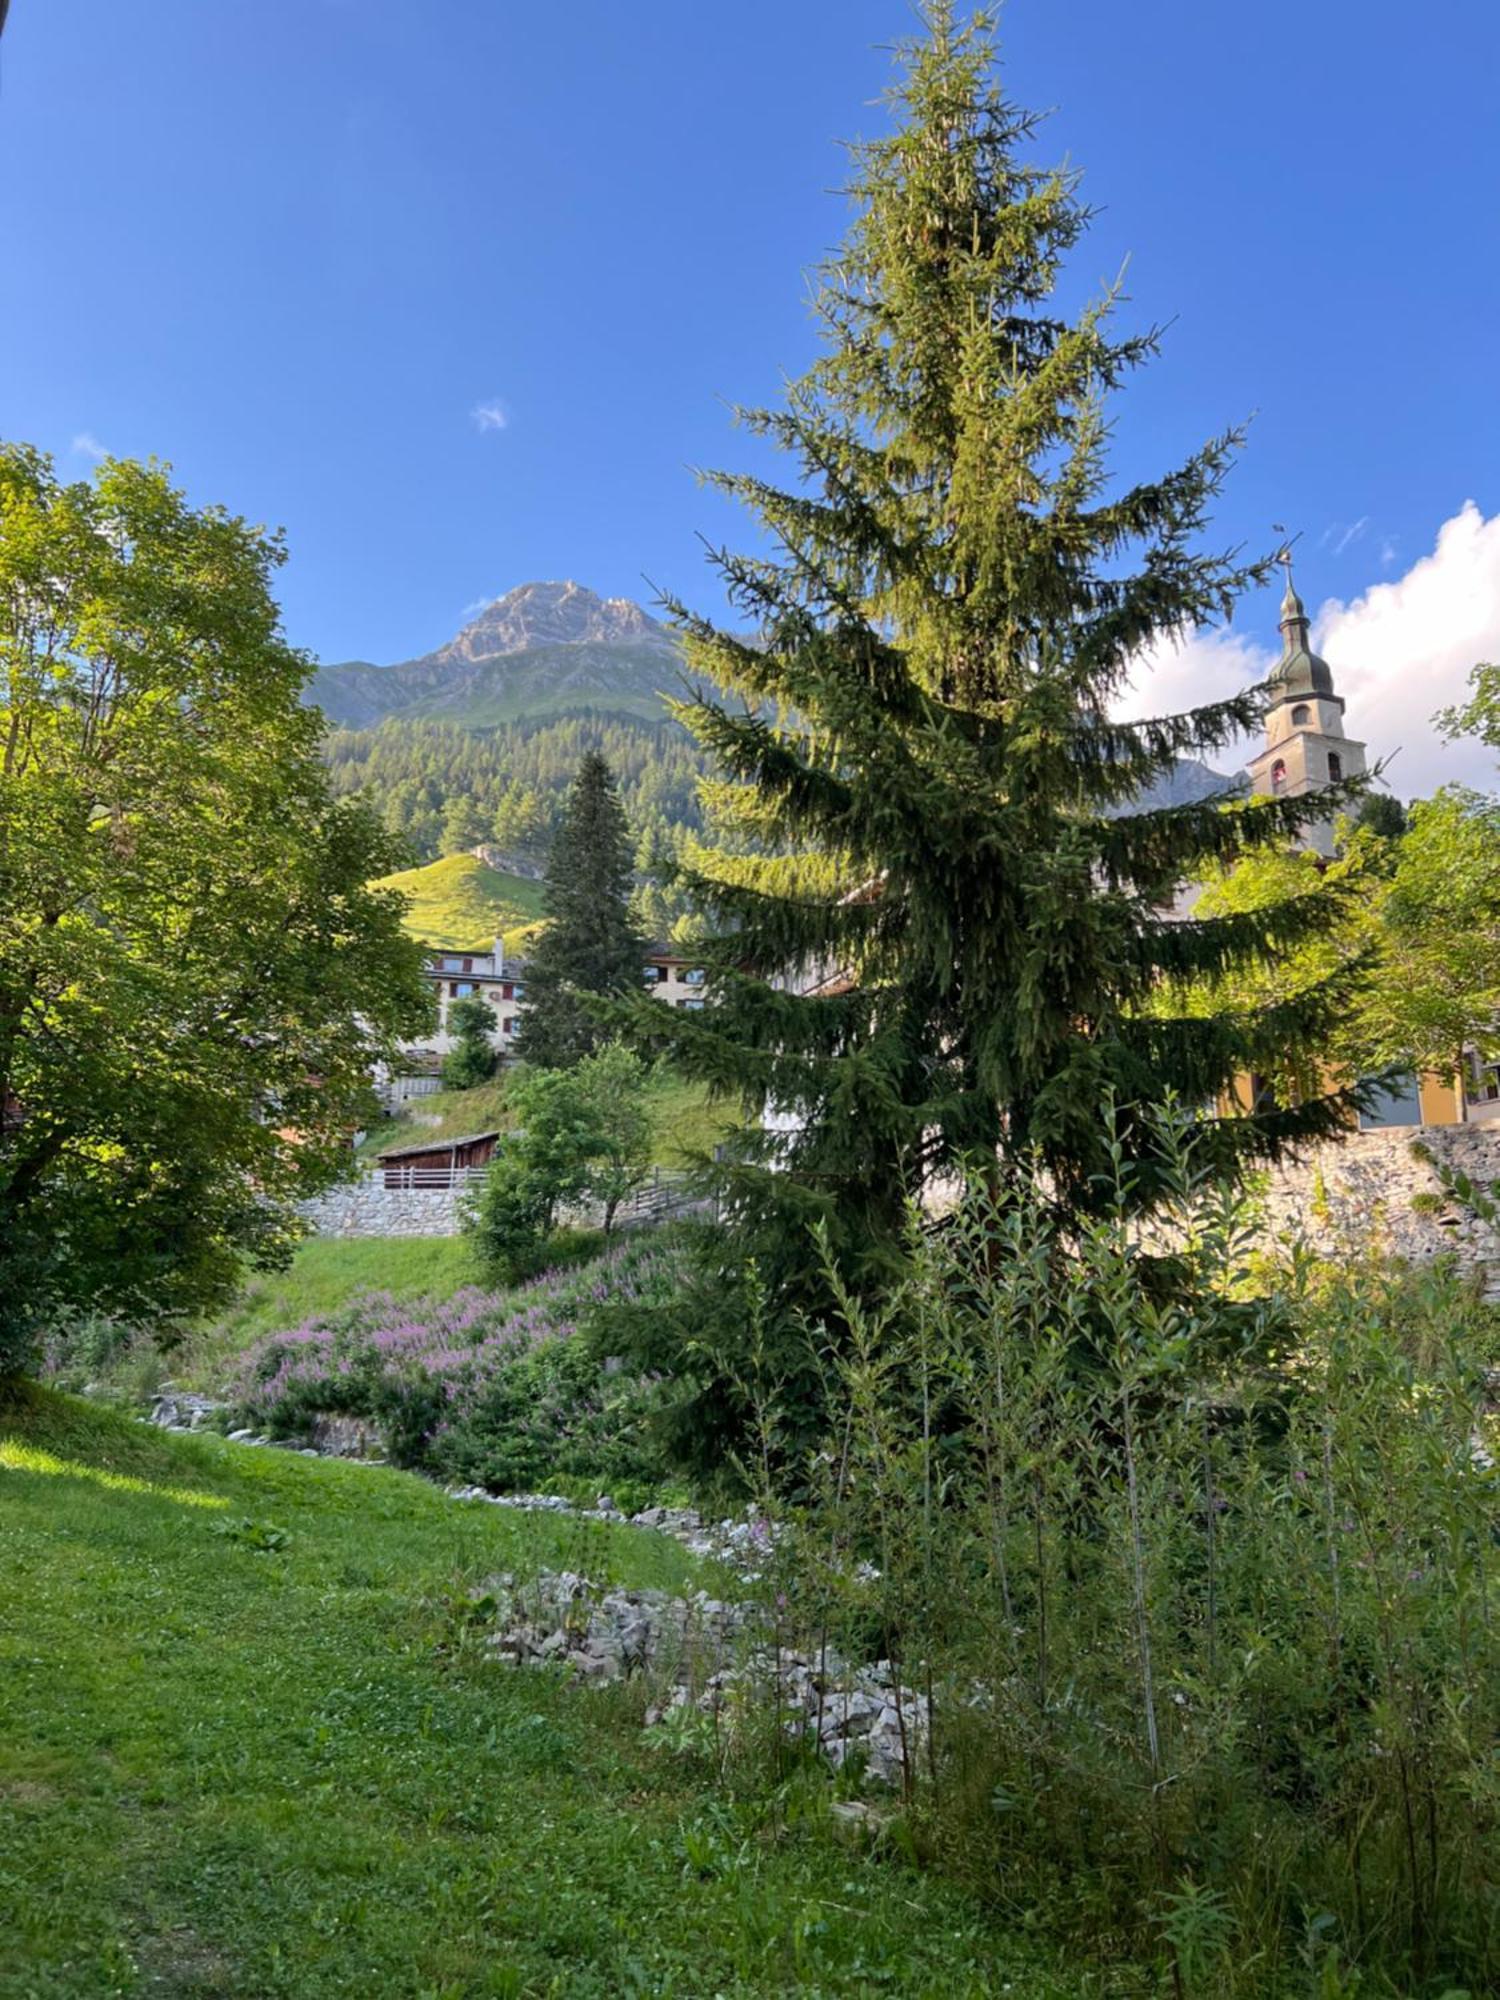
[371,851,546,950]
[0,1385,1057,1998]
[0,1440,228,1510]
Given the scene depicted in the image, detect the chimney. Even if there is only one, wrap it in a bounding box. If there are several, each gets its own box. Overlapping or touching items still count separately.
[493,935,505,975]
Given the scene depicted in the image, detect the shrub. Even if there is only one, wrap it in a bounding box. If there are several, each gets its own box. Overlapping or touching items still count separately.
[465,1047,654,1280]
[34,1303,177,1402]
[439,994,499,1090]
[734,1119,1500,1995]
[228,1234,684,1493]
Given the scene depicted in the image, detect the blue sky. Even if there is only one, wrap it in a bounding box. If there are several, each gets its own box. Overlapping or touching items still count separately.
[2,0,1498,790]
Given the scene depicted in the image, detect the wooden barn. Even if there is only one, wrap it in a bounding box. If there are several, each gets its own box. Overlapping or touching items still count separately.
[376,1130,500,1189]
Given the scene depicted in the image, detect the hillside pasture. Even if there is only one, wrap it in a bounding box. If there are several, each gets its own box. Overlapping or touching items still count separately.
[0,1384,1064,1999]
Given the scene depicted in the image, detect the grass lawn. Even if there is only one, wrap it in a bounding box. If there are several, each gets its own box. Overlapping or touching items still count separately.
[373,852,547,952]
[0,1384,1066,1999]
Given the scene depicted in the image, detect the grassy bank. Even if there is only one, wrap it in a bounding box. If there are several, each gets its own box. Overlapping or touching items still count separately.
[170,1236,484,1389]
[0,1384,1066,1998]
[359,1069,737,1171]
[372,851,547,952]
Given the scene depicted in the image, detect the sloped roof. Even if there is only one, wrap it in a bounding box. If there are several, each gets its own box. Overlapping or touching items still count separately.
[376,1129,501,1161]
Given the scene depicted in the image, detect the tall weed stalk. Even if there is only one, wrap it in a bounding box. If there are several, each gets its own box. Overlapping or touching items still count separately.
[750,1110,1498,1994]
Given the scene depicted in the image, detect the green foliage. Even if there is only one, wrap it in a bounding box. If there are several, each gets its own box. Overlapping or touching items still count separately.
[733,1116,1500,1994]
[1181,786,1500,1085]
[467,1046,654,1279]
[439,791,488,855]
[613,6,1367,1410]
[439,993,500,1090]
[333,713,707,933]
[1354,789,1409,840]
[1436,658,1500,754]
[186,1235,483,1377]
[516,753,645,1068]
[226,1233,688,1499]
[0,447,433,1369]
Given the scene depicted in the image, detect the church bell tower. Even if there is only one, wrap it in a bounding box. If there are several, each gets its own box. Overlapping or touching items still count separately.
[1244,552,1366,858]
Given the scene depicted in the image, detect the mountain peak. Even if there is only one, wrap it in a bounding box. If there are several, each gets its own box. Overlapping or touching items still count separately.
[435,579,673,664]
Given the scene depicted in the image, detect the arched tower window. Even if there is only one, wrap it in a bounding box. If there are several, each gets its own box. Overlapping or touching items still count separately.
[1291,703,1310,725]
[1270,758,1287,792]
[1328,751,1343,782]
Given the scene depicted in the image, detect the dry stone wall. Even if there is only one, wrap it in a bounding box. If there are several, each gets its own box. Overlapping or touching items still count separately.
[298,1129,1500,1285]
[1251,1123,1500,1296]
[299,1179,466,1239]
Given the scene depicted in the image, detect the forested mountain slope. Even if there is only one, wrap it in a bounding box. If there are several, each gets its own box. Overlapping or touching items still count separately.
[311,579,1240,882]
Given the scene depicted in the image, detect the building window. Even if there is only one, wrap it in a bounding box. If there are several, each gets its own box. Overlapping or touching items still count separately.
[440,955,464,972]
[510,983,524,1003]
[643,964,668,984]
[1328,752,1343,782]
[683,967,706,985]
[1358,1075,1423,1130]
[679,998,705,1011]
[450,981,476,998]
[1291,704,1310,725]
[1270,759,1287,792]
[502,1017,517,1035]
[1468,1053,1500,1104]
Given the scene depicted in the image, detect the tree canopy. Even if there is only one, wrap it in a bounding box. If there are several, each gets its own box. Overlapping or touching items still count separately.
[0,447,432,1361]
[607,5,1371,1464]
[515,752,645,1067]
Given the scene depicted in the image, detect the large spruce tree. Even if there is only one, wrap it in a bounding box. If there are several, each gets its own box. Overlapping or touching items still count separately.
[615,6,1370,1470]
[515,751,644,1067]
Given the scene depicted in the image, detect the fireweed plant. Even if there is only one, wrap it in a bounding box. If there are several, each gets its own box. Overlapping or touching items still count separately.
[229,1234,684,1495]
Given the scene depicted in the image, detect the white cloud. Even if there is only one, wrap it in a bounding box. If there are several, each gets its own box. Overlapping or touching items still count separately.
[1334,515,1369,556]
[1318,502,1500,795]
[470,400,508,434]
[460,594,497,620]
[1115,502,1500,798]
[71,431,109,460]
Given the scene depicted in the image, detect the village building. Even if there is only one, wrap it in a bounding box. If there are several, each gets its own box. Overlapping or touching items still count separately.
[1244,560,1368,860]
[379,936,709,1103]
[375,1128,500,1188]
[640,941,710,1010]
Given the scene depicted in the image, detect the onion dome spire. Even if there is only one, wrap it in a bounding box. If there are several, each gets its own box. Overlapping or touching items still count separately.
[1270,544,1335,701]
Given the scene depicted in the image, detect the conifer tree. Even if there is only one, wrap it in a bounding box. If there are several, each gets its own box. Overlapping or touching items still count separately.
[516,751,644,1067]
[614,5,1371,1469]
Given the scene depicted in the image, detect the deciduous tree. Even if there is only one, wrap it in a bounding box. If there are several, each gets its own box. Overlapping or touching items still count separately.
[0,447,432,1365]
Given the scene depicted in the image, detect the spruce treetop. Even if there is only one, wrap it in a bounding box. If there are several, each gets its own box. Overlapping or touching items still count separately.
[629,3,1369,1243]
[516,750,644,1068]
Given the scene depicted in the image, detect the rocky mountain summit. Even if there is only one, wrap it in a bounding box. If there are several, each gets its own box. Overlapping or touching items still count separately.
[310,580,1240,810]
[429,580,677,665]
[310,581,685,730]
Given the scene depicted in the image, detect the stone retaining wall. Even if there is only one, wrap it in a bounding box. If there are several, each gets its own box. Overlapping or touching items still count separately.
[299,1180,467,1239]
[1252,1123,1500,1295]
[299,1127,1500,1282]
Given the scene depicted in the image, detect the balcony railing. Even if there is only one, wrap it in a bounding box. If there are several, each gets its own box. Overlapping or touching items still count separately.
[378,1164,491,1191]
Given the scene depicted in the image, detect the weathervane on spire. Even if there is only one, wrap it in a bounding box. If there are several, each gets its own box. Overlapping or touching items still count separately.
[1271,526,1307,633]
